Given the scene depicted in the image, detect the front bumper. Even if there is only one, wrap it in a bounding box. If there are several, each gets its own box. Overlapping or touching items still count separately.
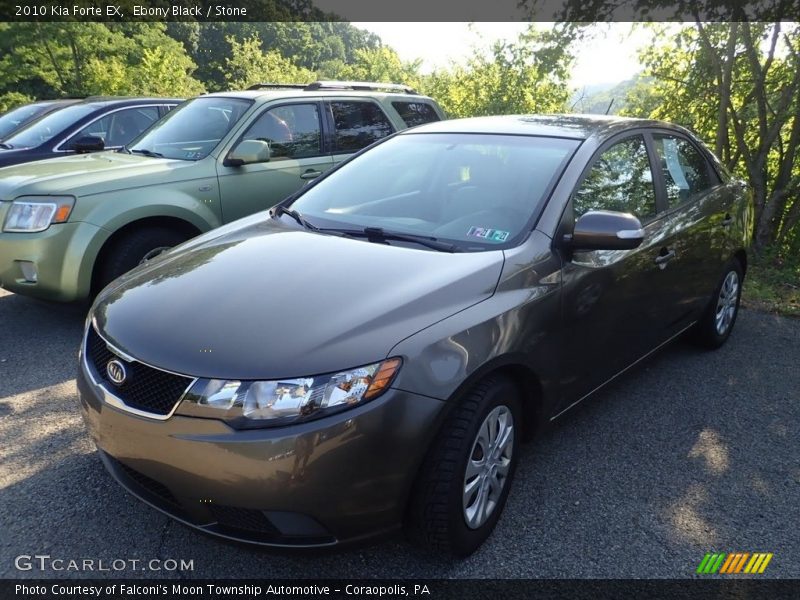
[77,351,446,547]
[0,211,104,301]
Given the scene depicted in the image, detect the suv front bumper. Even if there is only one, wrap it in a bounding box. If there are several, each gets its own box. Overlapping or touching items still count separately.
[0,217,103,302]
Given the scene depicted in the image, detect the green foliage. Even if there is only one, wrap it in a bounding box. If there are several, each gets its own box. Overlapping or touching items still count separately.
[421,25,577,118]
[224,35,316,90]
[0,22,205,98]
[623,23,800,253]
[320,46,423,89]
[0,92,34,114]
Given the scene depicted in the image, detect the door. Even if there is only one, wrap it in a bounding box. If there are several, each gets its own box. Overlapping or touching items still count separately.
[557,133,674,410]
[217,102,333,223]
[649,132,729,325]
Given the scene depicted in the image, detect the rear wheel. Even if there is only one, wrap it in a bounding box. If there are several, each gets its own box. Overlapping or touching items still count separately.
[96,227,188,292]
[405,376,521,557]
[692,259,744,349]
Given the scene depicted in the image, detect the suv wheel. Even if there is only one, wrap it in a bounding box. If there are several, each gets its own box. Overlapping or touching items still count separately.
[692,258,744,348]
[97,227,188,292]
[405,375,521,557]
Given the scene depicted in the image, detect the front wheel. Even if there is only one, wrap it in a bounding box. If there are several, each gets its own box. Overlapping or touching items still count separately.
[405,376,521,557]
[692,259,744,349]
[95,227,188,293]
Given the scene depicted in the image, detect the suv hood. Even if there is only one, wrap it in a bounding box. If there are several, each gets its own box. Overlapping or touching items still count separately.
[93,218,504,380]
[0,152,198,200]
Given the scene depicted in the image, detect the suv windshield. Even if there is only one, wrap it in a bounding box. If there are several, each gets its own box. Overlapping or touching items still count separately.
[290,133,579,250]
[2,104,95,148]
[128,97,253,161]
[0,103,52,139]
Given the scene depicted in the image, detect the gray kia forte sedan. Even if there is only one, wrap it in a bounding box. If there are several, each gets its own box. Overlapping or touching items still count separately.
[78,115,752,556]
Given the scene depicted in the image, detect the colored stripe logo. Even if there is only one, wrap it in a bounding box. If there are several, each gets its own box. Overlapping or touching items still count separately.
[696,552,773,574]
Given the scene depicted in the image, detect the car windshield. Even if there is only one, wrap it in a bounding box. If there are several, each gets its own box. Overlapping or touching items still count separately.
[2,104,95,148]
[0,103,53,139]
[290,133,579,251]
[128,97,253,160]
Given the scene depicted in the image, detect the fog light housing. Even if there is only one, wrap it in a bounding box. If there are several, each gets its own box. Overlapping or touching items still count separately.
[18,260,38,283]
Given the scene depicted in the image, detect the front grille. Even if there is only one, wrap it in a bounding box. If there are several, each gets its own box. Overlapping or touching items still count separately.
[86,327,193,416]
[209,505,281,535]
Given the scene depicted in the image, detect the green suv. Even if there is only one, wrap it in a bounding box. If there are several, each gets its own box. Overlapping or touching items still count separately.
[0,81,444,301]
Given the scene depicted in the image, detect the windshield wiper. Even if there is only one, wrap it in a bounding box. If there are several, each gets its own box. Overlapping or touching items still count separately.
[0,142,13,149]
[272,205,318,231]
[320,226,458,253]
[130,148,163,158]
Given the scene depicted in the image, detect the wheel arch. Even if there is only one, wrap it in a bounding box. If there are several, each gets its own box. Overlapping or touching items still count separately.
[89,215,204,295]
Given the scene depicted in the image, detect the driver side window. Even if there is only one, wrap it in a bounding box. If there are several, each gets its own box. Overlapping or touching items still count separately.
[574,135,656,222]
[242,104,321,161]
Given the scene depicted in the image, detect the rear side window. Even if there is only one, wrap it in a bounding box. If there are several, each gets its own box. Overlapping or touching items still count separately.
[391,101,441,128]
[329,101,394,153]
[652,134,715,208]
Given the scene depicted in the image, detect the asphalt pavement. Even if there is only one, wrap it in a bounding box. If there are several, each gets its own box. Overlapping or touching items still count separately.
[1,287,798,579]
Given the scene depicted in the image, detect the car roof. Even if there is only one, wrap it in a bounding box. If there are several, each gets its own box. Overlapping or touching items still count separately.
[405,114,686,140]
[79,97,184,108]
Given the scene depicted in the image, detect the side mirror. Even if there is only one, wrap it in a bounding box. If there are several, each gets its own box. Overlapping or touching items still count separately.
[72,135,105,153]
[224,139,271,167]
[568,210,645,251]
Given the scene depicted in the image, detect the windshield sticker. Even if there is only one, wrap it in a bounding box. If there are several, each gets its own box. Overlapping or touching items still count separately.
[467,227,509,242]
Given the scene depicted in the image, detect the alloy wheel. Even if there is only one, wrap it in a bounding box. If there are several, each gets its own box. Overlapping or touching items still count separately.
[462,405,514,530]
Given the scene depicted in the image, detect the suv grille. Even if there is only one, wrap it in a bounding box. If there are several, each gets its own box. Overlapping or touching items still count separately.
[86,327,193,416]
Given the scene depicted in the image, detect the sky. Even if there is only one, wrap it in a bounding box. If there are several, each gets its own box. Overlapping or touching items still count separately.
[353,23,651,90]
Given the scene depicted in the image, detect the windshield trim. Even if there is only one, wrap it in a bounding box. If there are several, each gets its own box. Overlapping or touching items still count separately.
[287,131,582,253]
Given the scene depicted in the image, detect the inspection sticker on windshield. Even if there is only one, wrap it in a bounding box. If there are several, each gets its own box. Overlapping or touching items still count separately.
[467,226,509,242]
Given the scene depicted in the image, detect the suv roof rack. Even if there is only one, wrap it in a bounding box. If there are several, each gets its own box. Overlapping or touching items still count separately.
[305,80,418,94]
[246,81,418,94]
[247,83,309,90]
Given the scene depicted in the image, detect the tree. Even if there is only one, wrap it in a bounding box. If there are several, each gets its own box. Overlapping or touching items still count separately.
[224,35,316,90]
[422,25,579,118]
[0,23,204,98]
[623,23,800,252]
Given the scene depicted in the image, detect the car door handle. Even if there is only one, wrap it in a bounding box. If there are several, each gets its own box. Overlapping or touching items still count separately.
[300,170,322,180]
[654,249,676,267]
[721,214,734,227]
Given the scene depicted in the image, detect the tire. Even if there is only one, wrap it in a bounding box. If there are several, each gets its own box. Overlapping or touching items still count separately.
[96,227,188,292]
[691,258,744,349]
[405,375,521,557]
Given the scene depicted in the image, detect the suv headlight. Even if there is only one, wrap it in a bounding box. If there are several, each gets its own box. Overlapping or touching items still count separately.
[177,358,402,429]
[3,196,75,232]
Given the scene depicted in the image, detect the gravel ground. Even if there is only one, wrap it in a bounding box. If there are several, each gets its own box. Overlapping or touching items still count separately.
[1,288,798,579]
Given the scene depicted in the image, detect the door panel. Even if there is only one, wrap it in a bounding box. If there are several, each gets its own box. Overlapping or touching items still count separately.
[217,103,333,223]
[558,134,671,409]
[649,133,730,326]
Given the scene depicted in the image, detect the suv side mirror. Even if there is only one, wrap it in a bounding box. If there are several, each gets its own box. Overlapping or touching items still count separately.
[72,135,105,153]
[568,210,645,251]
[224,139,271,167]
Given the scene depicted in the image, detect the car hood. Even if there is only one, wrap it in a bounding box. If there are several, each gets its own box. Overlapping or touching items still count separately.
[93,218,505,380]
[0,152,198,200]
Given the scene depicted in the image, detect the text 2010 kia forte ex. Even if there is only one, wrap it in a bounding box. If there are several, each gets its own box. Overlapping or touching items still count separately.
[78,115,752,556]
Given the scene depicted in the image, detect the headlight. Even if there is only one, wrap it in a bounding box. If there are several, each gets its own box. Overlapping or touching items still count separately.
[3,196,75,232]
[178,358,402,429]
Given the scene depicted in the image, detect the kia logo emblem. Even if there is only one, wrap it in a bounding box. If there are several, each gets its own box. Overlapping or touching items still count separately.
[106,359,128,385]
